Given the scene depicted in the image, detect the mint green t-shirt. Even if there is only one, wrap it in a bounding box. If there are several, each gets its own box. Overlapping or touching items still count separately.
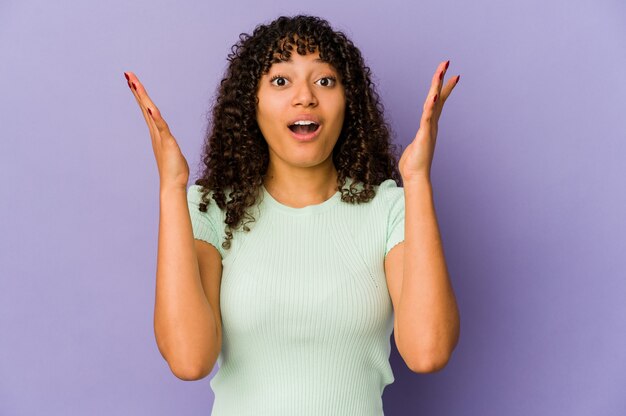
[187,177,405,416]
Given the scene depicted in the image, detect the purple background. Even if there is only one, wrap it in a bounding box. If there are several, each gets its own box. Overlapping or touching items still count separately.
[1,0,625,414]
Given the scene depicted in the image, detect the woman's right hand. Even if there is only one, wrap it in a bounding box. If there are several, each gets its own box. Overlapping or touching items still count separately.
[125,72,190,191]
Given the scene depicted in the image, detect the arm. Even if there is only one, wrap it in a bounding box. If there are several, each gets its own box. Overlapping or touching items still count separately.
[124,71,222,381]
[395,179,460,372]
[153,185,221,380]
[392,60,461,371]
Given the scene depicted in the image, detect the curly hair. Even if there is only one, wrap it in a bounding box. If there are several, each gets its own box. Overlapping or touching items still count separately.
[193,14,403,250]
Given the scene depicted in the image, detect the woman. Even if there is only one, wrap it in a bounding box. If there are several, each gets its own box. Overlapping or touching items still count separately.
[125,14,460,416]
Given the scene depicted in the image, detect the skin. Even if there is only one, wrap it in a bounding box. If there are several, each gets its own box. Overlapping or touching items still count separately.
[254,52,462,372]
[256,50,346,208]
[124,57,462,375]
[124,74,221,380]
[385,60,462,372]
[398,60,460,182]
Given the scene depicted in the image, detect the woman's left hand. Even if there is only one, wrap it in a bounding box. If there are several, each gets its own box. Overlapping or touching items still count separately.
[398,60,460,183]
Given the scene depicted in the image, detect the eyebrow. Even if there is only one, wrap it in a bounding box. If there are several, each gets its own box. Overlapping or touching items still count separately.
[278,58,327,64]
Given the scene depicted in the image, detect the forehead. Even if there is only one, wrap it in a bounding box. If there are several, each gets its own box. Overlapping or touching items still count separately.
[268,53,336,72]
[261,34,341,78]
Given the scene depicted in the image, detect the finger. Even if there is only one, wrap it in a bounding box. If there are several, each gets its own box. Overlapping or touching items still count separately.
[426,61,448,104]
[125,74,160,141]
[421,74,450,127]
[422,65,444,115]
[145,104,174,142]
[440,74,460,104]
[125,72,174,140]
[125,72,171,142]
[126,72,158,111]
[125,72,154,124]
[420,89,438,128]
[437,60,450,97]
[125,72,162,161]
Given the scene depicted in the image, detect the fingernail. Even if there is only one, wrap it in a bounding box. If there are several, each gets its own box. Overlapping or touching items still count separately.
[132,82,137,91]
[456,75,460,84]
[433,94,438,103]
[148,108,152,116]
[445,60,450,70]
[439,71,443,80]
[124,72,129,81]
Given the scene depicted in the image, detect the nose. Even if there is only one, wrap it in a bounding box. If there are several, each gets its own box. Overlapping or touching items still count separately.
[291,81,318,107]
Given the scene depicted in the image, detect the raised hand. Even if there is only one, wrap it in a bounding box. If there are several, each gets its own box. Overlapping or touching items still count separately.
[125,72,190,191]
[398,60,460,184]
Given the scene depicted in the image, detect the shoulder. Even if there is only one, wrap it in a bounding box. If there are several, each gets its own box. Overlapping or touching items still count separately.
[187,184,211,204]
[187,184,229,257]
[375,178,404,205]
[187,185,226,210]
[376,178,402,191]
[187,184,227,223]
[342,177,402,198]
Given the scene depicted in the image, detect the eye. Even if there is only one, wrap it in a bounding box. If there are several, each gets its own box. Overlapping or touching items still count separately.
[269,75,289,87]
[316,76,337,87]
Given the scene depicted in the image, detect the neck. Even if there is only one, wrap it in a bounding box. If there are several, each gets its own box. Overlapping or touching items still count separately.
[262,162,339,207]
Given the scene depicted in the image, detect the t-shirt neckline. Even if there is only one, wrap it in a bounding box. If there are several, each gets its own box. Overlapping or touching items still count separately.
[261,178,352,215]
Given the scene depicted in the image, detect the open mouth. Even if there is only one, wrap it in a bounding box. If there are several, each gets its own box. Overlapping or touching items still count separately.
[288,122,320,135]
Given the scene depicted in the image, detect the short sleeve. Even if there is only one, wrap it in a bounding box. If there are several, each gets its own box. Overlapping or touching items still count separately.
[187,184,222,254]
[382,179,405,256]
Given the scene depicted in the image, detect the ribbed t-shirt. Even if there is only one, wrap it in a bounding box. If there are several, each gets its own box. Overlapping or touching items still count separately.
[186,177,405,416]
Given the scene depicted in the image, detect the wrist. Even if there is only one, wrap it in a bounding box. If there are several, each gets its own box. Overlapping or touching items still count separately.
[401,174,432,188]
[160,183,187,197]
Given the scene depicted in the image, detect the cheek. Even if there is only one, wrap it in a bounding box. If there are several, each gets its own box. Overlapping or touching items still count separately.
[331,102,346,129]
[257,97,283,124]
[256,103,274,129]
[333,92,346,120]
[256,102,286,145]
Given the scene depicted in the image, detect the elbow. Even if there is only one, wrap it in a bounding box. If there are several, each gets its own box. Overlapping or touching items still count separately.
[407,354,451,373]
[157,345,212,380]
[166,349,217,381]
[156,334,220,381]
[169,360,212,381]
[405,323,461,373]
[401,342,455,374]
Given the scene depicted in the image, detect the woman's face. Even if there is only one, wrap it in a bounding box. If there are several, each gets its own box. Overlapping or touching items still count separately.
[256,50,346,170]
